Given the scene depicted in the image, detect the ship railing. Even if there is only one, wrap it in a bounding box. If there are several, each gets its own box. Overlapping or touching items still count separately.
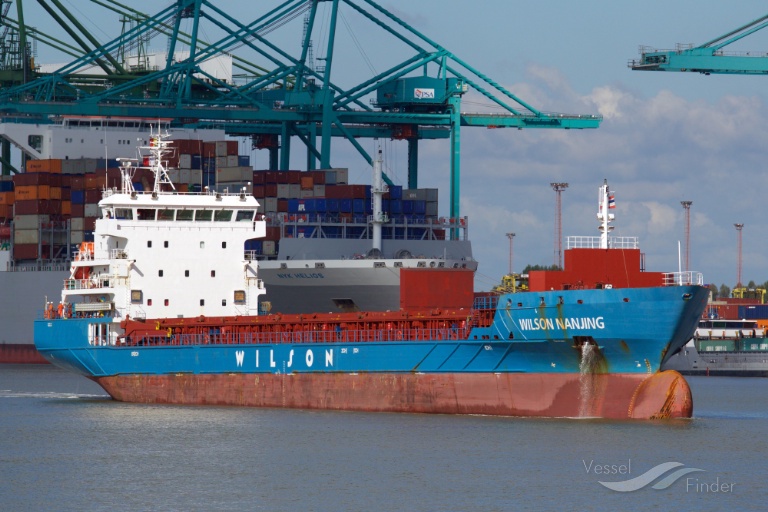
[662,271,704,286]
[566,236,639,249]
[123,327,475,347]
[64,276,114,290]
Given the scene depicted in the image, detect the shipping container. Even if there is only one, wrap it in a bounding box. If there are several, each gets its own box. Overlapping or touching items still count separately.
[215,141,229,157]
[15,200,61,215]
[739,304,768,320]
[13,172,51,186]
[84,189,101,203]
[300,176,314,190]
[13,243,43,260]
[263,240,276,255]
[276,184,291,198]
[179,154,192,169]
[72,203,85,217]
[0,177,13,192]
[263,197,278,213]
[84,204,100,217]
[288,184,301,198]
[26,159,62,173]
[13,228,39,244]
[70,217,85,231]
[226,155,238,167]
[13,214,50,230]
[300,189,314,198]
[0,191,14,205]
[238,155,250,167]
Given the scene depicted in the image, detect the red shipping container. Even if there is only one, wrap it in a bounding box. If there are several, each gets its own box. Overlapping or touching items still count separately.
[13,243,40,260]
[84,189,101,203]
[277,199,288,212]
[264,171,278,184]
[226,140,238,156]
[15,199,61,215]
[265,226,281,241]
[84,217,97,231]
[310,170,326,185]
[202,142,217,158]
[276,171,289,184]
[400,268,475,310]
[72,204,85,217]
[69,175,85,190]
[0,204,12,219]
[264,184,278,197]
[252,171,265,185]
[85,174,107,189]
[61,187,71,201]
[287,171,301,184]
[252,185,265,198]
[13,172,50,186]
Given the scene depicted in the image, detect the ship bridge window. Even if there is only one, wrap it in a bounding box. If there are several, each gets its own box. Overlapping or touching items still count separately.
[214,210,233,222]
[176,209,193,221]
[195,210,212,221]
[234,290,246,304]
[137,208,156,220]
[158,209,175,221]
[236,210,255,222]
[115,208,133,220]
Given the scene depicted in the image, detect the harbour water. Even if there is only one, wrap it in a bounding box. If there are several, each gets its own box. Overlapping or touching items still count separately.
[1,364,767,511]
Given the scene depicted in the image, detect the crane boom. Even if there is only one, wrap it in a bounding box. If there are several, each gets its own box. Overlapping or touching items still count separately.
[629,13,768,75]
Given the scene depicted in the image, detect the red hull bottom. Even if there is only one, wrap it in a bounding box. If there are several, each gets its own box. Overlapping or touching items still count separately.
[0,344,49,364]
[95,370,692,420]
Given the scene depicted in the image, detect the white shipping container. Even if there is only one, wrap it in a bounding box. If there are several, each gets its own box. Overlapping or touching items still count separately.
[263,240,276,255]
[313,184,325,197]
[13,214,49,230]
[70,217,85,231]
[83,159,98,173]
[84,203,100,217]
[334,168,348,184]
[215,156,228,168]
[276,184,291,198]
[264,197,278,212]
[217,166,252,182]
[226,155,238,167]
[289,184,301,198]
[167,168,181,183]
[189,169,202,184]
[71,230,84,244]
[179,169,192,184]
[179,154,192,169]
[215,141,228,157]
[13,229,39,244]
[300,189,314,198]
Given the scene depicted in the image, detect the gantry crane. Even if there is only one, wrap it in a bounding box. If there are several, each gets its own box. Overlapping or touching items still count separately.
[0,0,603,227]
[629,13,768,74]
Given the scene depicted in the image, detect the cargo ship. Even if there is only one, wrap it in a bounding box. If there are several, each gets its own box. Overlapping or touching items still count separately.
[0,116,473,361]
[663,320,768,377]
[33,156,708,419]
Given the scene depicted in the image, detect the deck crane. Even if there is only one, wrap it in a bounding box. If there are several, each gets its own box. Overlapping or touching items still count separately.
[629,13,768,74]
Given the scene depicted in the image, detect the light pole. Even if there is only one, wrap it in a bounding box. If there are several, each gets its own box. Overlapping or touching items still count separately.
[506,232,515,275]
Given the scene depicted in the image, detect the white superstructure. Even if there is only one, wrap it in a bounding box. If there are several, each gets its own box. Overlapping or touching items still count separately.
[59,131,266,328]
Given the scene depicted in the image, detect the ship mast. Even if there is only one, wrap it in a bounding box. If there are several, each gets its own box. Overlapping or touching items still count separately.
[139,126,176,194]
[371,147,388,253]
[597,179,615,249]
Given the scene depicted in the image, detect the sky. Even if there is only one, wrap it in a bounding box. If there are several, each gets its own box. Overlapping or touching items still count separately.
[14,0,768,290]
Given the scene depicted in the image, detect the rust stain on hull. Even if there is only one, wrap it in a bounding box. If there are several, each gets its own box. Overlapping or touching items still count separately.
[94,370,693,420]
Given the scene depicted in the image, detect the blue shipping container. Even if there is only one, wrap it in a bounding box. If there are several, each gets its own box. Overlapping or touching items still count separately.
[191,155,202,170]
[389,185,402,200]
[71,190,85,204]
[238,156,250,167]
[339,199,353,213]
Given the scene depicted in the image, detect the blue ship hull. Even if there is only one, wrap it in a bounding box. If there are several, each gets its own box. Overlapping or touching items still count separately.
[34,285,709,419]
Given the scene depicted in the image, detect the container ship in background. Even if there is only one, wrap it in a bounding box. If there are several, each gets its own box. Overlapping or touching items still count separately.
[662,289,768,376]
[0,116,474,362]
[34,148,708,420]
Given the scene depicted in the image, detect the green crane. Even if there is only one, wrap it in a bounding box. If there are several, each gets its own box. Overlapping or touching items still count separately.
[0,0,603,228]
[629,13,768,74]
